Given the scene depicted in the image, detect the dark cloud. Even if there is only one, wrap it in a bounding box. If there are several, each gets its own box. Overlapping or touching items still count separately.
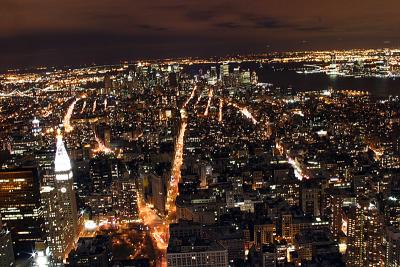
[214,22,243,29]
[296,26,330,32]
[1,0,400,69]
[137,24,168,32]
[248,16,291,29]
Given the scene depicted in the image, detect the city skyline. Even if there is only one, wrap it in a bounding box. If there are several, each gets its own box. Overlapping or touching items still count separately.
[0,55,399,266]
[1,2,400,267]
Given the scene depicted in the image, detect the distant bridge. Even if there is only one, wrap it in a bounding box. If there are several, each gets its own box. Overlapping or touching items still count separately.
[0,86,89,98]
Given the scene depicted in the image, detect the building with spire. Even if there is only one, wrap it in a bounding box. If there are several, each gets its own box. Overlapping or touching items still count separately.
[41,131,78,264]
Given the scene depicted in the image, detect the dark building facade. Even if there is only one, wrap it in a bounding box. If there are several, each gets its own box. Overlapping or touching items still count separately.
[0,167,43,259]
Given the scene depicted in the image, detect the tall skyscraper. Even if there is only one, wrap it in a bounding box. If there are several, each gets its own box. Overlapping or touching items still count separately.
[366,202,384,267]
[346,199,384,267]
[219,63,229,79]
[0,167,43,259]
[89,155,114,195]
[35,147,56,186]
[42,132,78,263]
[112,179,138,220]
[85,155,120,216]
[30,117,43,151]
[208,66,218,85]
[328,191,345,242]
[301,183,321,217]
[346,204,366,267]
[239,69,251,85]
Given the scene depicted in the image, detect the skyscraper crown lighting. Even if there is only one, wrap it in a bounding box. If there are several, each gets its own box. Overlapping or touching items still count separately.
[54,130,72,174]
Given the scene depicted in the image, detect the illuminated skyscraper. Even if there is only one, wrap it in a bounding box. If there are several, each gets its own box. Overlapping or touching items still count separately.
[208,66,218,85]
[346,199,384,267]
[30,117,43,149]
[239,69,251,84]
[328,191,345,242]
[366,202,384,267]
[84,155,121,216]
[0,167,43,259]
[219,63,229,79]
[112,178,138,221]
[42,132,78,264]
[35,147,56,187]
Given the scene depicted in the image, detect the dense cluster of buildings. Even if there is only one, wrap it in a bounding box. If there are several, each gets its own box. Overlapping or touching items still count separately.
[0,56,399,267]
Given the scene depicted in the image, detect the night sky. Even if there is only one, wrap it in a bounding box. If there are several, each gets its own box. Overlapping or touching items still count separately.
[1,0,400,69]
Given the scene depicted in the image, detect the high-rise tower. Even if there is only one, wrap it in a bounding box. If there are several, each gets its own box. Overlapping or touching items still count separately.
[346,198,384,267]
[0,167,43,259]
[42,131,78,264]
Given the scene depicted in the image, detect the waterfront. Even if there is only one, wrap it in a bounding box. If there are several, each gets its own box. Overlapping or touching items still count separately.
[187,62,400,96]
